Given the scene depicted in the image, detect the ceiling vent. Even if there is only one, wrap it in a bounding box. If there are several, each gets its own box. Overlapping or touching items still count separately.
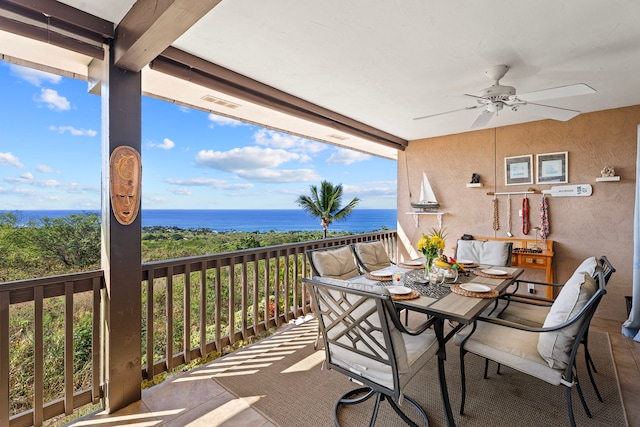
[201,95,240,109]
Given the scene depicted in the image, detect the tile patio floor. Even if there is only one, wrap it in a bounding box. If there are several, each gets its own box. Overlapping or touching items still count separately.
[67,316,639,427]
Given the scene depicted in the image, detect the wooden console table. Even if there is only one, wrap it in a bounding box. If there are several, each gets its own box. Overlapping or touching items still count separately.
[476,236,555,299]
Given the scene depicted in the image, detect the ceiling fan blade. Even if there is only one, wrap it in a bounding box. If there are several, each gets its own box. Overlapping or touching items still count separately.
[471,110,494,128]
[413,104,482,121]
[518,83,595,102]
[523,102,581,121]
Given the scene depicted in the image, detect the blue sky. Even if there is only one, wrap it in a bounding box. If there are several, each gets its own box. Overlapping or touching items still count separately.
[0,61,397,210]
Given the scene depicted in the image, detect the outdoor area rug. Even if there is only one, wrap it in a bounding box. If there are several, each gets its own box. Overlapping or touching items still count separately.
[210,319,627,426]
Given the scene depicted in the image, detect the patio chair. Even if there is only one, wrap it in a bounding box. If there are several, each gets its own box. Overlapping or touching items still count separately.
[454,239,513,266]
[306,245,361,349]
[488,255,616,401]
[306,245,360,279]
[304,276,452,426]
[455,265,606,427]
[350,240,394,273]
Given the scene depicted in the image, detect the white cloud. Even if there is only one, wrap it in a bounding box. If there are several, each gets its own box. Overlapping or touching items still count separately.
[0,152,24,168]
[169,188,192,195]
[165,177,253,190]
[148,137,176,150]
[327,148,372,165]
[195,146,303,171]
[343,181,398,198]
[20,172,34,180]
[49,125,97,136]
[37,164,54,173]
[208,113,245,127]
[159,138,175,150]
[37,88,71,111]
[233,168,322,183]
[10,64,62,86]
[254,129,326,154]
[6,176,59,187]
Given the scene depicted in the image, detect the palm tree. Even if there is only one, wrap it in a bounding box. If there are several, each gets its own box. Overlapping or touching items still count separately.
[296,181,360,238]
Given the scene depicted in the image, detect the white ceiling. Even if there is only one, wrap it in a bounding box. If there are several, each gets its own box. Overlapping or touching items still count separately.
[7,1,640,159]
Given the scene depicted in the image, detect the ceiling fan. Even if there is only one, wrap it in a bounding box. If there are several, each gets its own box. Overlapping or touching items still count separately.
[413,65,596,128]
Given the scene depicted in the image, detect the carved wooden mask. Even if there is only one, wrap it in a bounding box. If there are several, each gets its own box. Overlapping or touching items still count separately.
[109,146,141,225]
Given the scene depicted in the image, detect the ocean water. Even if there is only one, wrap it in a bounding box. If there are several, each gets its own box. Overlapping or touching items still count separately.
[4,209,397,233]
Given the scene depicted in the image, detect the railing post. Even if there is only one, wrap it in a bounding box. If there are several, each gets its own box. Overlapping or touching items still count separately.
[32,286,43,426]
[183,264,191,365]
[1,292,10,427]
[166,267,174,372]
[64,282,74,415]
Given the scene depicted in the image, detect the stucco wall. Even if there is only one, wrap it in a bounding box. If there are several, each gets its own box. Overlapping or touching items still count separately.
[397,105,640,322]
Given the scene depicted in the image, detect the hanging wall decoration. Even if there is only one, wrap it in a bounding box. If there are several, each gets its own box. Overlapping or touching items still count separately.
[109,146,142,225]
[522,196,530,235]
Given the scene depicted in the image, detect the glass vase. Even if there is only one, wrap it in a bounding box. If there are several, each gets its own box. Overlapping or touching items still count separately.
[424,256,435,280]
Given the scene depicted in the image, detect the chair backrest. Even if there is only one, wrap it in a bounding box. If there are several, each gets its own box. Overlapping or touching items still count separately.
[350,241,392,273]
[537,265,606,370]
[305,276,407,398]
[306,245,360,279]
[598,255,616,285]
[454,239,513,266]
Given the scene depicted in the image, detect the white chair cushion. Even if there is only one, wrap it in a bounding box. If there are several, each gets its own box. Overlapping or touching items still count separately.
[573,256,598,277]
[311,246,359,279]
[454,322,563,385]
[455,240,512,266]
[354,241,392,271]
[537,272,597,369]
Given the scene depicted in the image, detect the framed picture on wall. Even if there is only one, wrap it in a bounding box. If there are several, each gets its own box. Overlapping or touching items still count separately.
[536,151,568,184]
[505,154,533,186]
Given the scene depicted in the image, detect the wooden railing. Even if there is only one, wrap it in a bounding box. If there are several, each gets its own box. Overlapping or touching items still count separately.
[0,230,397,426]
[0,271,103,427]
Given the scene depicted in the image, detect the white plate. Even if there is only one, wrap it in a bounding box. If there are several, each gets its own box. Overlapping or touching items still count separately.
[460,283,492,293]
[370,270,390,277]
[481,269,507,275]
[403,260,423,266]
[456,259,475,265]
[386,286,412,295]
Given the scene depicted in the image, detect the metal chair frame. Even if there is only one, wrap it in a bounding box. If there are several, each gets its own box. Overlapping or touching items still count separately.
[492,256,615,400]
[305,276,454,427]
[458,267,607,427]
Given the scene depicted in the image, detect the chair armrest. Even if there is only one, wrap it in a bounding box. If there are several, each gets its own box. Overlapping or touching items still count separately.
[400,316,437,335]
[476,293,599,332]
[387,298,437,335]
[500,293,554,306]
[512,278,564,288]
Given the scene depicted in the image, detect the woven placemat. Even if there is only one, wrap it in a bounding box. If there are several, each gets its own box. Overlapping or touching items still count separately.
[399,262,425,269]
[390,290,421,300]
[450,284,499,298]
[458,262,479,269]
[365,272,391,281]
[473,270,513,279]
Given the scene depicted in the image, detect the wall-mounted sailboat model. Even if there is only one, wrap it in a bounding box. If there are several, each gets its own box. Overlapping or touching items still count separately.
[411,172,440,211]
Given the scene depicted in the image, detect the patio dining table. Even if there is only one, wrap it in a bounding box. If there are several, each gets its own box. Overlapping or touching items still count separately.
[349,262,524,427]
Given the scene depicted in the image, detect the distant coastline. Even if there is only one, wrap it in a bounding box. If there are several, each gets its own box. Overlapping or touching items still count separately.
[3,209,397,233]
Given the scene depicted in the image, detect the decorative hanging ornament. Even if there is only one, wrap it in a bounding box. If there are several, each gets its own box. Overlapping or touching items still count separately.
[540,195,550,240]
[522,196,530,235]
[506,195,513,237]
[492,197,500,231]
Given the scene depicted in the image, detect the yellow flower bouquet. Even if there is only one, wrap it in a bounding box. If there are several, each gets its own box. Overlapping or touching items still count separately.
[416,228,446,278]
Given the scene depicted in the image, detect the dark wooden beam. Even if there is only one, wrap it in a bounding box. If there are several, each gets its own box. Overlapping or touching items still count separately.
[114,0,222,72]
[153,47,408,150]
[1,0,114,37]
[0,14,104,58]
